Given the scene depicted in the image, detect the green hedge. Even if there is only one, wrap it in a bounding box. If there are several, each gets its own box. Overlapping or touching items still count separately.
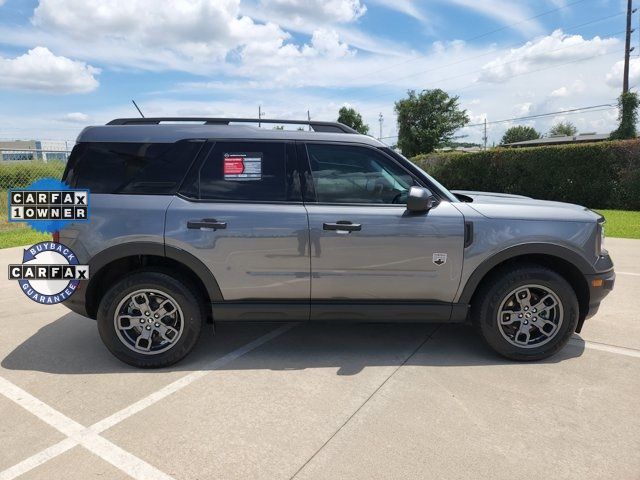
[411,140,640,210]
[0,161,66,190]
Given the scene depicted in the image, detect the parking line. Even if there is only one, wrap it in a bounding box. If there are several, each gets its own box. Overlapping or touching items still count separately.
[0,323,298,480]
[0,438,77,480]
[618,271,640,277]
[0,376,173,480]
[570,337,640,358]
[91,322,298,434]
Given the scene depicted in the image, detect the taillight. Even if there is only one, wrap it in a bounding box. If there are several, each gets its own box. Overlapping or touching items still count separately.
[52,231,59,243]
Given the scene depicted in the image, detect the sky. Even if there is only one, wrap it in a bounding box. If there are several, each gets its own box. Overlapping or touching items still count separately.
[0,0,638,146]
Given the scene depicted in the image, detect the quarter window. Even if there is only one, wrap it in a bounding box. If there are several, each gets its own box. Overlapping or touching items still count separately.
[64,140,203,195]
[306,143,417,204]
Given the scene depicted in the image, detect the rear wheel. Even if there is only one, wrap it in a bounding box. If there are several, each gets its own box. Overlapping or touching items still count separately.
[97,270,204,368]
[473,265,579,361]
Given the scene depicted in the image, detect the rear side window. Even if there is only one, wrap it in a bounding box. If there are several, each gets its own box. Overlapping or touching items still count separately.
[64,140,203,194]
[180,141,300,202]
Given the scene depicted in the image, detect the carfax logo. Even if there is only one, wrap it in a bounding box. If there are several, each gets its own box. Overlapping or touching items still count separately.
[8,177,89,233]
[8,242,89,305]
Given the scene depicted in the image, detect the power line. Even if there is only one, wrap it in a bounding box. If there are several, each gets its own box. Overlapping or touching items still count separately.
[344,0,592,83]
[465,104,617,127]
[378,104,618,140]
[358,42,624,114]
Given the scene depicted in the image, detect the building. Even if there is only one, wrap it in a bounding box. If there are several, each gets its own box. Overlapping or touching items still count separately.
[0,140,71,162]
[502,133,610,148]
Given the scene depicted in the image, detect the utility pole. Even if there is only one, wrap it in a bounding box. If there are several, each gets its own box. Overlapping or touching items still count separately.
[483,118,488,150]
[378,113,383,140]
[258,105,264,127]
[623,0,637,93]
[307,110,311,131]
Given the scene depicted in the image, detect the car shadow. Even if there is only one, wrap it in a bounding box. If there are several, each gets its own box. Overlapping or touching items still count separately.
[1,312,585,376]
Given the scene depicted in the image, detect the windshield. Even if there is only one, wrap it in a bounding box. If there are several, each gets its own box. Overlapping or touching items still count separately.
[380,148,458,202]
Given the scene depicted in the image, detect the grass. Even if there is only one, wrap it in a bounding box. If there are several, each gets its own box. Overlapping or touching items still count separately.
[0,227,50,249]
[597,210,640,240]
[0,190,50,248]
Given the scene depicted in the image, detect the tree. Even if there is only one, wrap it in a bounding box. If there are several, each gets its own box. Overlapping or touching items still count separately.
[500,125,541,145]
[549,121,578,137]
[394,89,469,156]
[610,91,639,140]
[337,106,370,135]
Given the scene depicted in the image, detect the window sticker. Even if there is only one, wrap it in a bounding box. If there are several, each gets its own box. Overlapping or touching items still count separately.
[223,152,262,181]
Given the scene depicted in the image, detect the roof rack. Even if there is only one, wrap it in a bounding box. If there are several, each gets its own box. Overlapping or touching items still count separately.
[106,117,358,134]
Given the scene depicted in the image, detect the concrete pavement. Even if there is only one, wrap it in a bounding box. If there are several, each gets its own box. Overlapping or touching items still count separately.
[0,238,638,479]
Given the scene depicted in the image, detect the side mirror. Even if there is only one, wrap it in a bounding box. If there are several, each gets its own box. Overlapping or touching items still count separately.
[406,186,437,213]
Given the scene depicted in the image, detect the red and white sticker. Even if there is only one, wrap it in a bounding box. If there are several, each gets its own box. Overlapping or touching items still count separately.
[224,157,245,175]
[223,153,262,181]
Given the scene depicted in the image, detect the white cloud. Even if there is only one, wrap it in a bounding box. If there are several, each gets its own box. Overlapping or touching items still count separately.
[606,58,640,89]
[258,0,366,24]
[479,30,619,82]
[27,0,367,77]
[0,47,99,93]
[551,86,569,97]
[33,0,293,62]
[61,112,90,122]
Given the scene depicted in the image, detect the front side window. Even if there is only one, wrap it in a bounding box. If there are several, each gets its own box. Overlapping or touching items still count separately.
[182,141,299,202]
[306,143,418,204]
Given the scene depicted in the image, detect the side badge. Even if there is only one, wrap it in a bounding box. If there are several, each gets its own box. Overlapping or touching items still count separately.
[432,253,447,266]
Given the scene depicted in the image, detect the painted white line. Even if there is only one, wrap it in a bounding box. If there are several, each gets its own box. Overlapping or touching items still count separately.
[569,337,640,358]
[0,438,76,480]
[75,434,174,480]
[91,322,297,433]
[618,271,640,277]
[0,323,297,480]
[0,377,173,480]
[0,376,85,437]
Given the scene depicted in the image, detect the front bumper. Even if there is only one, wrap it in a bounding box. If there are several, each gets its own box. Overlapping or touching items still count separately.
[577,266,615,332]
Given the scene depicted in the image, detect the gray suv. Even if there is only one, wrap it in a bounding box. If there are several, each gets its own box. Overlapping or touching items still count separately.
[60,117,615,368]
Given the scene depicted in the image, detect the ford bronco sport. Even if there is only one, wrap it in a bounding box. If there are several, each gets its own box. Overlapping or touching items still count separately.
[60,117,615,368]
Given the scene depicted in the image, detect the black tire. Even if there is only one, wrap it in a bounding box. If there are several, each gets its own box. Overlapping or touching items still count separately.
[472,264,579,361]
[97,270,204,368]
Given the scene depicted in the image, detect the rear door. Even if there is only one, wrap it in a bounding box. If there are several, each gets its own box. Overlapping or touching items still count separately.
[301,142,465,319]
[165,140,310,321]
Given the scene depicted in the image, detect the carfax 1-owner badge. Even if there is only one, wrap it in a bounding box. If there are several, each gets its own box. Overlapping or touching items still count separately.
[8,242,89,304]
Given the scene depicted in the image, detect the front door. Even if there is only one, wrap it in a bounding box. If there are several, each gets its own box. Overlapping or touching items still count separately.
[301,142,465,320]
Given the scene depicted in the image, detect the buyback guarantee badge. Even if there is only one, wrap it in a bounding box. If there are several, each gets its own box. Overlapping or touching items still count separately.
[8,242,89,304]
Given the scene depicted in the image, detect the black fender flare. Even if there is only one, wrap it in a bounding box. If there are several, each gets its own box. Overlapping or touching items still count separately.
[457,243,595,304]
[88,241,223,302]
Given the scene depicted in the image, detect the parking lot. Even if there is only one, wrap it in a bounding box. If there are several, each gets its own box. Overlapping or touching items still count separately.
[0,238,638,480]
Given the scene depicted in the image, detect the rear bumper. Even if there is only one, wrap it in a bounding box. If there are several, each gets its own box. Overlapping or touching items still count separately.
[62,280,90,318]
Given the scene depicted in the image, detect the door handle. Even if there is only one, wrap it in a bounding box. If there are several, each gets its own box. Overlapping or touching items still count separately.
[187,218,227,230]
[323,221,362,232]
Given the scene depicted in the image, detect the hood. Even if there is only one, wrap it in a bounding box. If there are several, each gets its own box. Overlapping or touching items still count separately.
[451,190,601,223]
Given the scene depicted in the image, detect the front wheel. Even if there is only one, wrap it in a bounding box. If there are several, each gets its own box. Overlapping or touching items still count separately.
[473,265,579,361]
[97,270,204,368]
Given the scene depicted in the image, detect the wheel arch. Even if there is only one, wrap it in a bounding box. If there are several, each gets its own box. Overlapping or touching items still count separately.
[85,242,222,318]
[459,243,592,321]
